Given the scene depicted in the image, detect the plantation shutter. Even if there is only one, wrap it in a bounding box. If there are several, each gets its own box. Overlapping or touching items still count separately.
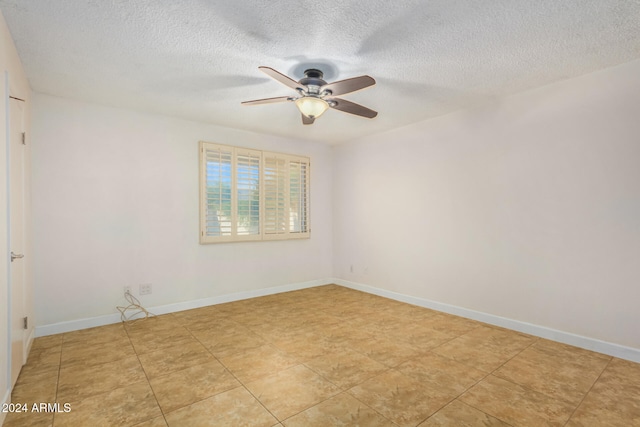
[263,153,310,240]
[200,141,309,243]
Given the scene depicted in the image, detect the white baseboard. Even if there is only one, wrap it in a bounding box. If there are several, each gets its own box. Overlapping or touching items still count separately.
[35,279,331,337]
[333,278,640,364]
[24,327,35,363]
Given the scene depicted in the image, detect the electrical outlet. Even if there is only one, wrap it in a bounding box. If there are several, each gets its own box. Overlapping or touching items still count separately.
[124,286,132,296]
[139,283,152,295]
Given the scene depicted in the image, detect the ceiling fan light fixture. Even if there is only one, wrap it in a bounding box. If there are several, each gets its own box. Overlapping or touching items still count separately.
[295,96,329,119]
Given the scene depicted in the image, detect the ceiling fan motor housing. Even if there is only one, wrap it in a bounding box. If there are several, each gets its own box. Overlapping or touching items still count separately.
[300,69,328,95]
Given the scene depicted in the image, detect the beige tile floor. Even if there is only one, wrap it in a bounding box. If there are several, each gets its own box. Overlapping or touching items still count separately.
[4,284,640,426]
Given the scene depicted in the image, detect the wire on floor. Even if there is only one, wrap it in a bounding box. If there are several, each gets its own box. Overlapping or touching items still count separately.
[116,290,155,323]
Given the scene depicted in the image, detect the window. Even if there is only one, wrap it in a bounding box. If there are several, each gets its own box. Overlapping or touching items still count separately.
[199,141,310,243]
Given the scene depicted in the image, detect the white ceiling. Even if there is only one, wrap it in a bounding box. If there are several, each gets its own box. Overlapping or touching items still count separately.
[2,1,640,144]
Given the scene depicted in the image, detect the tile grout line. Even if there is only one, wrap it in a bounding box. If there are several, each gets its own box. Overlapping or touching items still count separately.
[208,308,398,425]
[299,304,477,426]
[240,311,352,421]
[561,356,613,427]
[459,334,609,426]
[51,335,64,427]
[393,323,506,425]
[483,336,592,411]
[298,361,399,426]
[430,334,540,427]
[123,319,171,427]
[277,319,403,426]
[184,317,284,424]
[133,318,246,422]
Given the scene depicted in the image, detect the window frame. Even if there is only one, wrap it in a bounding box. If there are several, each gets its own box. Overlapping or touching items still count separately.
[199,141,310,244]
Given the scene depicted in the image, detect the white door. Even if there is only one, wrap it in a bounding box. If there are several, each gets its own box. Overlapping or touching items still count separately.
[9,97,26,388]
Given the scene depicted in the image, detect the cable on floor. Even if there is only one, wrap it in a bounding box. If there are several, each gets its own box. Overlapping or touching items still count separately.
[116,290,155,323]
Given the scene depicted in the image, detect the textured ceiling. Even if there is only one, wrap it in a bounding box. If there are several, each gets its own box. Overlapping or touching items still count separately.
[2,0,640,144]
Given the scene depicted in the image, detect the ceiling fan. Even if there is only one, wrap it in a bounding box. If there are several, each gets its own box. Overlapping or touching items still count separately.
[242,66,378,125]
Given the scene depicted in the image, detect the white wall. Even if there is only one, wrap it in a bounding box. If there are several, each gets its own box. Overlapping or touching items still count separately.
[31,94,333,327]
[333,59,640,351]
[1,9,33,423]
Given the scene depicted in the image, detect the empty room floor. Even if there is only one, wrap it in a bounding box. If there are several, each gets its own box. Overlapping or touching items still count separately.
[4,285,639,427]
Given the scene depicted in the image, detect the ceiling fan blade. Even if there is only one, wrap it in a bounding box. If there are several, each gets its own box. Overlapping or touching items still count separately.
[241,96,292,106]
[327,98,378,118]
[301,114,315,125]
[322,76,375,96]
[258,66,304,91]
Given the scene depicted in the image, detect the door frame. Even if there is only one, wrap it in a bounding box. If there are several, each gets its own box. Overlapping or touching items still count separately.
[8,94,27,390]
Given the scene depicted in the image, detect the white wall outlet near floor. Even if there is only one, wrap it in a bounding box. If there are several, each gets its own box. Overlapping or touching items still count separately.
[139,283,152,295]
